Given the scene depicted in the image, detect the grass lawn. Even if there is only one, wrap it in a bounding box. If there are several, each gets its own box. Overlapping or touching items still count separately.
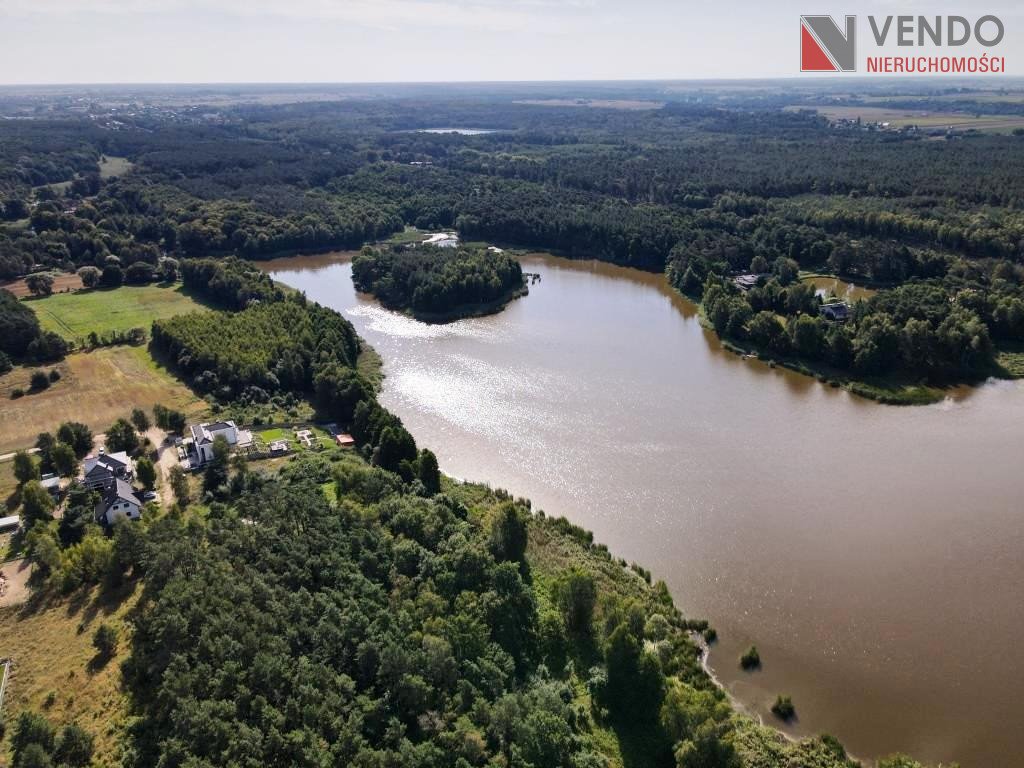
[256,425,334,453]
[257,428,290,442]
[26,283,212,343]
[0,584,138,765]
[0,461,17,510]
[0,346,206,455]
[98,155,133,179]
[385,225,426,245]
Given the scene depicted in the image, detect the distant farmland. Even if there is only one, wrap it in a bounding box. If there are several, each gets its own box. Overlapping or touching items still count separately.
[789,105,1024,133]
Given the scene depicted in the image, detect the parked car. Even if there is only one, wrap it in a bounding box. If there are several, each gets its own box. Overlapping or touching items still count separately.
[141,491,158,501]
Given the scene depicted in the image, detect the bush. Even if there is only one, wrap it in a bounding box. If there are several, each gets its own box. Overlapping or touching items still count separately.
[14,742,52,768]
[92,623,119,658]
[11,387,24,399]
[47,369,60,382]
[11,711,55,760]
[29,370,50,391]
[739,645,761,670]
[53,723,94,767]
[771,695,795,721]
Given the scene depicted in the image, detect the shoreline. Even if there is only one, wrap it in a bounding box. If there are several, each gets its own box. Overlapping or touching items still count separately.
[364,283,530,324]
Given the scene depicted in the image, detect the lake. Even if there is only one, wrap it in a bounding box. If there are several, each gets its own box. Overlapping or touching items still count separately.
[414,127,499,135]
[263,251,1024,768]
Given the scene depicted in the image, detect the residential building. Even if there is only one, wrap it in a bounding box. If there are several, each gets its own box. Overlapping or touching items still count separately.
[820,302,852,322]
[82,450,133,490]
[96,478,143,527]
[189,421,240,465]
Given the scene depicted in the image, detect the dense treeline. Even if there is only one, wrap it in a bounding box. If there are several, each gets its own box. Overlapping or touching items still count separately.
[151,296,359,400]
[0,287,67,362]
[179,256,283,309]
[680,246,1023,383]
[352,244,525,318]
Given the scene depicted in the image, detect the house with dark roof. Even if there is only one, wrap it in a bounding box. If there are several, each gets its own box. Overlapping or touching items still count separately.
[820,302,851,322]
[82,450,133,490]
[96,478,143,527]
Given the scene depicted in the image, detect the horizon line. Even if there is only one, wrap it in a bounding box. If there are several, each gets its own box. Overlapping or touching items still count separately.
[2,75,1021,88]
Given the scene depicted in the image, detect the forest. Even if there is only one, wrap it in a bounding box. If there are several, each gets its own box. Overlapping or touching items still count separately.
[352,244,526,319]
[0,287,68,364]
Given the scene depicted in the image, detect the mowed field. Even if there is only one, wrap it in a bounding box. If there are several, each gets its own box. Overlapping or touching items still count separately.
[789,105,1024,133]
[0,345,205,454]
[26,284,211,342]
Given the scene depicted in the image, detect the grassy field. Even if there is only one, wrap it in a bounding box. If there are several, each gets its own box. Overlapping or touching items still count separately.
[0,584,138,765]
[26,283,212,343]
[98,155,133,179]
[0,346,206,454]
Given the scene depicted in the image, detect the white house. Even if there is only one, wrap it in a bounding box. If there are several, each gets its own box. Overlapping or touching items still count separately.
[97,478,143,527]
[422,232,459,248]
[189,421,241,465]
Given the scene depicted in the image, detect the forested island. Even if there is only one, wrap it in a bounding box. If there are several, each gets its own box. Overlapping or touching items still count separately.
[352,244,527,321]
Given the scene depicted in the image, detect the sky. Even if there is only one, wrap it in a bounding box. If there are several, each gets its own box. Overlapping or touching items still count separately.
[0,0,1021,83]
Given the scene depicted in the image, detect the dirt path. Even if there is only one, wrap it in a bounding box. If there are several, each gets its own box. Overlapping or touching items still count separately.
[146,426,177,506]
[0,559,32,607]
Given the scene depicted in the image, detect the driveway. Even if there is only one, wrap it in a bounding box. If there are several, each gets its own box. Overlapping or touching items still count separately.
[146,426,179,506]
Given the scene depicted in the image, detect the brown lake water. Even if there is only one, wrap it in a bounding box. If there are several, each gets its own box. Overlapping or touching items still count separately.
[263,251,1024,768]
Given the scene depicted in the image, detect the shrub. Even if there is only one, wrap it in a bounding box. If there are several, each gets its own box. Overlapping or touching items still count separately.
[92,623,119,658]
[739,645,761,670]
[771,695,795,721]
[11,387,24,399]
[11,711,55,759]
[29,370,50,390]
[47,369,60,382]
[53,723,94,767]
